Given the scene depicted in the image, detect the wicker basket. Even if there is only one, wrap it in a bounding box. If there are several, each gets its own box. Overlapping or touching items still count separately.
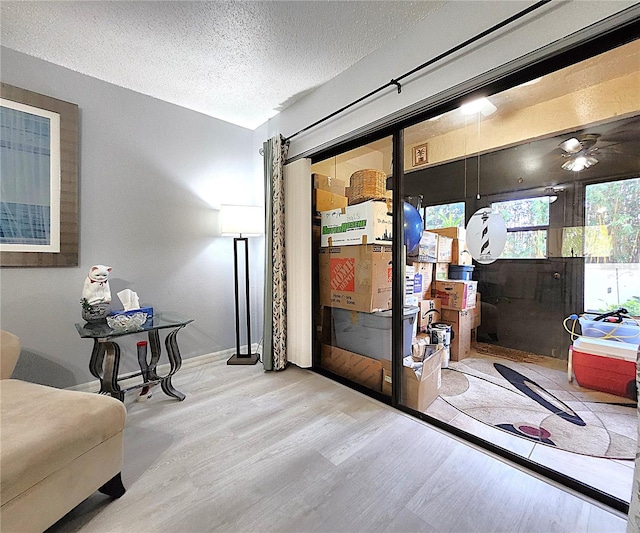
[347,169,388,205]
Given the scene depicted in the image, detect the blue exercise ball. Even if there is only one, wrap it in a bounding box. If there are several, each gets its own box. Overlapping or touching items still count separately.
[404,202,423,253]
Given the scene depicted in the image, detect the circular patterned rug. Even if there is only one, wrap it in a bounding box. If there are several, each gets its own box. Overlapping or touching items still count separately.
[440,356,637,459]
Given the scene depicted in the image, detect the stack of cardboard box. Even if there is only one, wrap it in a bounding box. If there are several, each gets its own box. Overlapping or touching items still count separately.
[314,165,482,405]
[425,226,479,361]
[316,171,442,410]
[317,169,394,393]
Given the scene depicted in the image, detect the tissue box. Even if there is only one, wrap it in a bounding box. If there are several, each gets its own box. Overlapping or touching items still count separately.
[110,306,154,318]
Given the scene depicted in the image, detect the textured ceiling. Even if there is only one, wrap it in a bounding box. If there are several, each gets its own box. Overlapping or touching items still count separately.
[0,1,446,130]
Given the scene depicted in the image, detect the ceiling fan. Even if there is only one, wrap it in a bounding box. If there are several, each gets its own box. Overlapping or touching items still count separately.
[558,133,600,172]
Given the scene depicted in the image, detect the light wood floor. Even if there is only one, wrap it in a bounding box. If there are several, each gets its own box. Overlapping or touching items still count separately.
[49,358,627,533]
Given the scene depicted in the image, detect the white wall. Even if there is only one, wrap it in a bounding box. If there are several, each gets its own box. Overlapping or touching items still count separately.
[270,1,638,159]
[0,47,260,387]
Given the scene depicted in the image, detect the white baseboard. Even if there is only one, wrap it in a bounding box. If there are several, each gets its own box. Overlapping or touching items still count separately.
[68,343,262,393]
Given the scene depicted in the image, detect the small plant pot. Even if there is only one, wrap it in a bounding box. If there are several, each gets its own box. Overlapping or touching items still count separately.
[82,302,111,323]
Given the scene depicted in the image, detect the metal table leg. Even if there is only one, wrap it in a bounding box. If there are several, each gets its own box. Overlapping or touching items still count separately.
[161,327,186,401]
[147,327,186,401]
[102,341,124,402]
[88,340,107,394]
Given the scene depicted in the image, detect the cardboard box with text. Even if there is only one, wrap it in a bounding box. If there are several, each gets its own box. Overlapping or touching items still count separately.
[319,244,392,313]
[435,279,477,311]
[320,200,392,247]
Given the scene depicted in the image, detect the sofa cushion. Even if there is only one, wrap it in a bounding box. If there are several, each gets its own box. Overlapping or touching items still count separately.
[0,380,126,506]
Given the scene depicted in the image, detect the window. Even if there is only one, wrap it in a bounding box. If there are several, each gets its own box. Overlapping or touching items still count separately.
[423,201,465,230]
[492,197,550,259]
[583,177,640,314]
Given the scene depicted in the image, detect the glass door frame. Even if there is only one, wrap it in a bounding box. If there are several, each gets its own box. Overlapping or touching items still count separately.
[307,19,639,513]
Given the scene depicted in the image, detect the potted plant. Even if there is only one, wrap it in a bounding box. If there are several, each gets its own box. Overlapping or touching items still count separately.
[80,297,110,323]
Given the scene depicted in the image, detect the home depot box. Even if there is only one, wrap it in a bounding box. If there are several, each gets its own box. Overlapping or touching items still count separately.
[321,344,382,392]
[441,308,474,361]
[434,263,449,281]
[571,337,637,399]
[418,299,442,332]
[437,235,453,263]
[313,173,346,195]
[381,345,443,411]
[320,200,392,247]
[435,279,477,311]
[319,244,392,313]
[408,231,439,262]
[313,189,348,213]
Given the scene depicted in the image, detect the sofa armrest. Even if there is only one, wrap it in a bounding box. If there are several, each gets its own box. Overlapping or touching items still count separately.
[1,331,21,380]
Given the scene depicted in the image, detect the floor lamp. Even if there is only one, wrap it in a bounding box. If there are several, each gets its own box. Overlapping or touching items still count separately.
[220,205,263,365]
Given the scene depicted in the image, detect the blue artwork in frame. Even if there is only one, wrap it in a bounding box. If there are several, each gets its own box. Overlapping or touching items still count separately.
[0,83,77,267]
[0,99,61,252]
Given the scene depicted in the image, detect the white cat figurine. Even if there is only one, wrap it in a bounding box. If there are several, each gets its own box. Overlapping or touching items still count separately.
[82,265,112,305]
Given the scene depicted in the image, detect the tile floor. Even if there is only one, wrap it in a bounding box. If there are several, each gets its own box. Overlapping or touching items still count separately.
[423,348,636,503]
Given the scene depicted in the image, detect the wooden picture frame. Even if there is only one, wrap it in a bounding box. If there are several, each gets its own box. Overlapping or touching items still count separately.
[0,83,78,267]
[412,143,428,167]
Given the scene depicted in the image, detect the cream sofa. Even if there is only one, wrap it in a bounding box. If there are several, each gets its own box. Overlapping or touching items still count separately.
[0,330,127,533]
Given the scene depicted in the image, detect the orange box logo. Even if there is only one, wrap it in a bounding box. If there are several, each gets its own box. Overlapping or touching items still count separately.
[330,258,355,292]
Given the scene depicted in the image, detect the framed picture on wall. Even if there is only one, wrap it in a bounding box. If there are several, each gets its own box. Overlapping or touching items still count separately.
[0,83,78,267]
[412,143,428,167]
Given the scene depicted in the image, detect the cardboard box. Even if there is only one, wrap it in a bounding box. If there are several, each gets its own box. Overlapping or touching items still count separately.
[320,200,392,247]
[314,189,348,213]
[408,231,438,262]
[434,263,449,281]
[451,239,473,266]
[418,298,441,332]
[437,235,453,263]
[473,292,481,329]
[405,265,417,306]
[406,263,431,304]
[319,244,392,313]
[407,261,434,297]
[441,308,474,361]
[435,279,477,311]
[381,345,443,411]
[429,227,466,240]
[313,173,346,195]
[321,344,382,392]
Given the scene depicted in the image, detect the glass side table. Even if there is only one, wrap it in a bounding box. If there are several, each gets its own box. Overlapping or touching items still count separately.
[75,312,193,402]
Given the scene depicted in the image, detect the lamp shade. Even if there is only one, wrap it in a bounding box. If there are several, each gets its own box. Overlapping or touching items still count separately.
[220,205,264,236]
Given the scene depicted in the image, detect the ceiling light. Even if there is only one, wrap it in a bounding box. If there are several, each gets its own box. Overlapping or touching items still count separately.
[561,156,598,172]
[460,98,497,117]
[559,137,583,154]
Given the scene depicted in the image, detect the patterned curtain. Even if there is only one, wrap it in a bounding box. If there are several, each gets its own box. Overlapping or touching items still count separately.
[262,135,289,371]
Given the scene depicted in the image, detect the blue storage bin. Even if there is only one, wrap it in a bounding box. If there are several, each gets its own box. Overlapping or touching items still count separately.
[448,265,474,280]
[579,314,640,344]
